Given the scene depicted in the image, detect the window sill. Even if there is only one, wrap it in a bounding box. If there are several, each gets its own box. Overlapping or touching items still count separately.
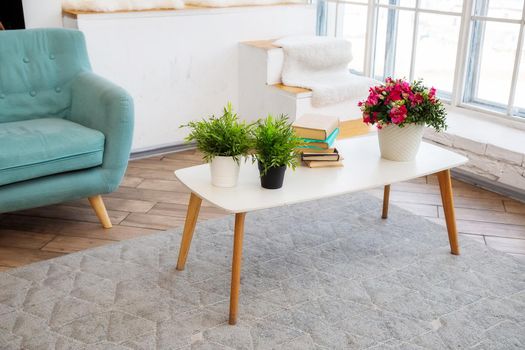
[424,106,525,194]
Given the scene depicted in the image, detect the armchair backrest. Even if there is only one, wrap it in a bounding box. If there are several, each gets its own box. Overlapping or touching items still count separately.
[0,29,91,123]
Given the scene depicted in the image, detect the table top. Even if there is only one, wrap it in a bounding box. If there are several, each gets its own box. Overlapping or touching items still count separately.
[174,135,468,213]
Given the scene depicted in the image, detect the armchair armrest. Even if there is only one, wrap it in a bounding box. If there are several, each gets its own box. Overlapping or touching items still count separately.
[70,72,134,192]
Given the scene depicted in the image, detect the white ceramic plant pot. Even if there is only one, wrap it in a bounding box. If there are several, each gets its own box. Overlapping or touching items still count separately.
[378,124,425,161]
[209,156,240,187]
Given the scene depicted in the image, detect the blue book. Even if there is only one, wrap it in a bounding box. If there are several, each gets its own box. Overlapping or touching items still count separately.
[297,128,339,149]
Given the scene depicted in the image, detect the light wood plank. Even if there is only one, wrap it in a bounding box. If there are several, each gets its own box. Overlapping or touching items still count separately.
[0,230,56,249]
[428,217,525,240]
[0,214,158,241]
[120,176,144,188]
[439,206,525,226]
[368,188,506,211]
[460,233,485,244]
[137,179,191,192]
[0,246,63,267]
[503,199,525,214]
[67,197,156,213]
[129,158,202,171]
[41,236,115,253]
[393,202,439,218]
[392,181,506,200]
[108,187,195,205]
[120,213,187,230]
[149,202,228,219]
[16,205,128,226]
[163,149,204,161]
[485,236,525,255]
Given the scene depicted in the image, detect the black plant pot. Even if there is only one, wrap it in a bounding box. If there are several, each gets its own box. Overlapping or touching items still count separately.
[258,162,286,189]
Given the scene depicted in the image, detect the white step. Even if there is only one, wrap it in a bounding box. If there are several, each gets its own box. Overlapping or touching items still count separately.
[238,40,367,123]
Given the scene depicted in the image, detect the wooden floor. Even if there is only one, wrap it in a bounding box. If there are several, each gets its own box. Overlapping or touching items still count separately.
[1,129,525,270]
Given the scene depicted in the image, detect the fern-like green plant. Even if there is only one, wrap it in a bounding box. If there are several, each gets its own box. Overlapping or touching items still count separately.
[252,115,300,176]
[181,103,252,163]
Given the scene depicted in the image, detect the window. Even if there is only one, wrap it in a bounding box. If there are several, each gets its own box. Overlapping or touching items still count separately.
[319,0,525,120]
[464,0,525,117]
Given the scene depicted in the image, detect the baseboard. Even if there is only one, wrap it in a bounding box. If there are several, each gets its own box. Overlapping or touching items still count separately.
[130,142,196,160]
[451,168,525,203]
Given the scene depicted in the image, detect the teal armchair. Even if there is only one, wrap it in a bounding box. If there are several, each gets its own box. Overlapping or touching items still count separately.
[0,29,134,228]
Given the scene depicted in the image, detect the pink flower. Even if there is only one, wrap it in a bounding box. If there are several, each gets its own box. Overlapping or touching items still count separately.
[429,87,436,98]
[367,92,380,106]
[363,113,371,124]
[389,105,407,124]
[411,93,423,106]
[388,88,403,102]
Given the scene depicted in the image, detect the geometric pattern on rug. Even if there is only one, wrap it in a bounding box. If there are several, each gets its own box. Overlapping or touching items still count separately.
[0,193,524,350]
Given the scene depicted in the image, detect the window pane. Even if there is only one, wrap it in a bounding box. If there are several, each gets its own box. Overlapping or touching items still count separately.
[378,0,416,7]
[340,4,369,73]
[392,10,414,79]
[373,8,415,80]
[419,0,463,13]
[473,0,524,20]
[513,47,525,115]
[468,21,520,106]
[373,8,388,79]
[414,13,461,93]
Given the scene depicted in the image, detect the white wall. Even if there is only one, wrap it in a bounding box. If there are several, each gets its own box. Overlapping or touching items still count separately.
[67,6,316,152]
[22,0,62,28]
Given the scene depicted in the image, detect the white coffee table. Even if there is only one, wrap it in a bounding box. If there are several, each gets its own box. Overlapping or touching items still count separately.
[174,135,468,324]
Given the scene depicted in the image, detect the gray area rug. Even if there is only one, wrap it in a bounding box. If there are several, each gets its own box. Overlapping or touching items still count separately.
[1,193,525,350]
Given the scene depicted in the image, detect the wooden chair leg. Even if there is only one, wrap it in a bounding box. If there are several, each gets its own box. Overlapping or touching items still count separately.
[382,185,391,219]
[437,170,460,255]
[229,212,246,325]
[88,195,112,228]
[176,193,203,271]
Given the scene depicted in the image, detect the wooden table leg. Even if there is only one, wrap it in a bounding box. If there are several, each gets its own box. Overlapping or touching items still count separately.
[382,185,391,219]
[437,170,460,255]
[229,212,246,325]
[176,193,203,271]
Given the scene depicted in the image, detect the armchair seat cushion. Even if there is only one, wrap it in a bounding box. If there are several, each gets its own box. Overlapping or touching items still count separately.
[0,118,105,186]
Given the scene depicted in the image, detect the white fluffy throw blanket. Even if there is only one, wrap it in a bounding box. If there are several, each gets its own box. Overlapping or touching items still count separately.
[274,36,378,107]
[62,0,184,12]
[185,0,302,7]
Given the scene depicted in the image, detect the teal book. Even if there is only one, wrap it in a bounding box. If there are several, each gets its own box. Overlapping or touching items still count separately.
[297,128,339,149]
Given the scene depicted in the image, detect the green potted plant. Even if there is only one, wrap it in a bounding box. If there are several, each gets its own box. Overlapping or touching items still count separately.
[359,78,447,161]
[181,103,252,187]
[252,115,300,189]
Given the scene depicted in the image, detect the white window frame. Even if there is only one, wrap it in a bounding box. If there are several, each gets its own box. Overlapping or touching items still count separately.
[322,0,525,122]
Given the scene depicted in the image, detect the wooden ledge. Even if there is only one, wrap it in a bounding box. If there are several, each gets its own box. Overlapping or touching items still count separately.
[63,3,309,18]
[272,83,311,95]
[241,40,280,50]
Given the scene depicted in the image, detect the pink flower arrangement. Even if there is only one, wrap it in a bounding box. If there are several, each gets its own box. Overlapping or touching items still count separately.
[358,78,447,131]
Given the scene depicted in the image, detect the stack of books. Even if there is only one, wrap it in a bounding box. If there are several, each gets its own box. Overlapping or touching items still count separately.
[292,114,343,168]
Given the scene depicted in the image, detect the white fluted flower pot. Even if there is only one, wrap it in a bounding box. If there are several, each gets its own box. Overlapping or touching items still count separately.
[209,156,240,187]
[378,124,425,161]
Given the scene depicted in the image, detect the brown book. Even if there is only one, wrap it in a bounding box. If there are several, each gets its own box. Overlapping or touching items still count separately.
[293,114,340,140]
[304,160,344,168]
[296,147,336,153]
[302,149,340,162]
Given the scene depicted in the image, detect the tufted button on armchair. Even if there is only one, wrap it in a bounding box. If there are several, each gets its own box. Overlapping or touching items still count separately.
[0,28,134,228]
